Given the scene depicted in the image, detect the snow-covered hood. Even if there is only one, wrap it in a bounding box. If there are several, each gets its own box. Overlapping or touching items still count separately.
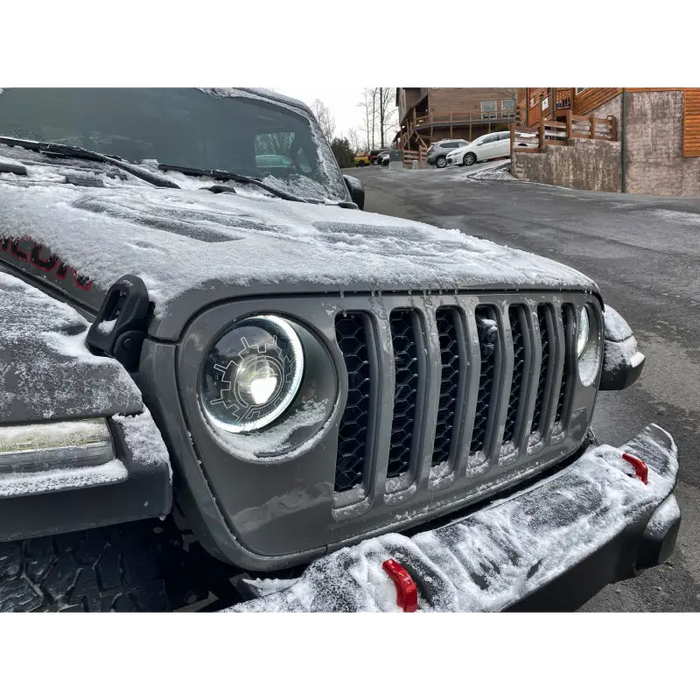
[0,171,598,339]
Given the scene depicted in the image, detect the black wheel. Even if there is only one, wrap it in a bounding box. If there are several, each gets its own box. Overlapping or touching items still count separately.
[464,152,477,166]
[0,521,171,612]
[435,155,447,169]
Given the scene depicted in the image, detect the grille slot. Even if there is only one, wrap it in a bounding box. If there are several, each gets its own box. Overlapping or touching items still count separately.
[432,308,461,467]
[555,304,574,425]
[334,314,372,493]
[387,309,421,479]
[503,305,526,444]
[470,306,499,455]
[531,304,551,437]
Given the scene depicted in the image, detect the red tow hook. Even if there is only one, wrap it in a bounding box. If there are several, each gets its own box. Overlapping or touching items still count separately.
[382,559,419,612]
[622,453,649,485]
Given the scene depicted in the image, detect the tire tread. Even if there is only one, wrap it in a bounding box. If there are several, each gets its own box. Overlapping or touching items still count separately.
[0,522,170,612]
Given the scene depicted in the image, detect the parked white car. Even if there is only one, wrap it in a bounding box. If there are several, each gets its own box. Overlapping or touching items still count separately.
[447,131,511,167]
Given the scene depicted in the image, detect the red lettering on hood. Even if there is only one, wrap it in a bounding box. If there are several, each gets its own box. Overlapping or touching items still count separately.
[0,235,93,291]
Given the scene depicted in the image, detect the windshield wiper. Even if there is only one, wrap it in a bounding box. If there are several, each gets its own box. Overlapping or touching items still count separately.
[0,136,180,189]
[157,163,319,203]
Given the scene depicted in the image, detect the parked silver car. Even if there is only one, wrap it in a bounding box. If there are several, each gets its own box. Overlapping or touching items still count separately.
[426,139,470,168]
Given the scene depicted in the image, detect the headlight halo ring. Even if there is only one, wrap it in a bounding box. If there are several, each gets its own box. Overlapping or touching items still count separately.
[199,314,305,435]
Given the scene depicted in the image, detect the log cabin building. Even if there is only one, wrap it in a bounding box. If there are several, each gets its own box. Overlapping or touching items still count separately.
[394,88,518,150]
[513,88,700,196]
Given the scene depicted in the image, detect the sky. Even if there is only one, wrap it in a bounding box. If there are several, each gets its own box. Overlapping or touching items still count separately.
[273,87,371,139]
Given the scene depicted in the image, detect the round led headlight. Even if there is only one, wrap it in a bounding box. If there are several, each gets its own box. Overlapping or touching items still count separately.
[576,306,591,358]
[199,315,304,434]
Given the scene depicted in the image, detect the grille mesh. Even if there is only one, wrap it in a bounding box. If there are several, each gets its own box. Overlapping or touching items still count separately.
[334,314,371,492]
[470,306,498,455]
[555,305,573,424]
[503,306,526,444]
[432,308,461,467]
[531,305,550,436]
[387,309,420,479]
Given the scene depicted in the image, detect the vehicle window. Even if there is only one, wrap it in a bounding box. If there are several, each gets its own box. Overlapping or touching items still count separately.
[499,132,511,140]
[480,135,496,145]
[0,88,348,202]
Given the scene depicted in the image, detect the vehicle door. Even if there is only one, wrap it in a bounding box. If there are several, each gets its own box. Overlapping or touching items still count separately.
[476,134,499,160]
[495,132,511,158]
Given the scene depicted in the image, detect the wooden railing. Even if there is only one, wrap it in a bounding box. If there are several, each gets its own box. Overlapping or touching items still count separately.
[510,113,618,155]
[402,146,428,168]
[414,109,517,128]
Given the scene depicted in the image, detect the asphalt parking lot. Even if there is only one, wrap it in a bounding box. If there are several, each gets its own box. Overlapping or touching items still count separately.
[346,163,700,612]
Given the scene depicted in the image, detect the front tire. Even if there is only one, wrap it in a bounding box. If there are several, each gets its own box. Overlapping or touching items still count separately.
[435,155,447,169]
[464,152,477,166]
[0,521,171,612]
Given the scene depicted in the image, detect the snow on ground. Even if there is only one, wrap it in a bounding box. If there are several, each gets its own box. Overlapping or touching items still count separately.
[466,162,516,181]
[648,209,700,226]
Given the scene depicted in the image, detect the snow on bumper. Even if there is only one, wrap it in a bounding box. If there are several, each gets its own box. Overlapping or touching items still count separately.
[227,424,679,612]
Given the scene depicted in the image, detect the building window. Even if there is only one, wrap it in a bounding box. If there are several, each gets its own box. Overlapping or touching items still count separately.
[576,88,586,95]
[501,99,515,116]
[481,100,498,119]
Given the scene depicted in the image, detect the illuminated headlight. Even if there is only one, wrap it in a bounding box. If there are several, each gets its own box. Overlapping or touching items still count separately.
[199,315,304,434]
[576,306,591,357]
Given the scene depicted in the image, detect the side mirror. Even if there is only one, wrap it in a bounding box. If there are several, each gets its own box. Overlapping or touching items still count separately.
[343,174,365,210]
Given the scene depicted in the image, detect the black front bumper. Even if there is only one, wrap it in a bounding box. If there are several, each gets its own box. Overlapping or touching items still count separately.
[227,424,680,612]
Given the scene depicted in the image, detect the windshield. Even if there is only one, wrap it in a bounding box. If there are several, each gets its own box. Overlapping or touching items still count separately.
[0,88,348,202]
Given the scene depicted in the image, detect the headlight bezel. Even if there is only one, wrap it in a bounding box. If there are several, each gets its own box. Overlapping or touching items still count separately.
[185,304,339,464]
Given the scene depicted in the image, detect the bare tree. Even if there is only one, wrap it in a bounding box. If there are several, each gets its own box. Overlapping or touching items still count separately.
[311,99,336,143]
[357,85,377,151]
[346,128,361,152]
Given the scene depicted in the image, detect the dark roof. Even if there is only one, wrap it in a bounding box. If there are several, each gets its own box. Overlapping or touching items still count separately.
[236,88,314,116]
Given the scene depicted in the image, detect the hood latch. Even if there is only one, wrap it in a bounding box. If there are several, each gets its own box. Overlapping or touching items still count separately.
[86,275,152,373]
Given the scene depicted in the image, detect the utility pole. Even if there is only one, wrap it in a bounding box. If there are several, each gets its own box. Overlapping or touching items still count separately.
[380,87,385,148]
[621,88,627,193]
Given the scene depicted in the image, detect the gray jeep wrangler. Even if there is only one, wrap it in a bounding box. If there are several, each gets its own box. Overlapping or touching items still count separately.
[0,88,680,612]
